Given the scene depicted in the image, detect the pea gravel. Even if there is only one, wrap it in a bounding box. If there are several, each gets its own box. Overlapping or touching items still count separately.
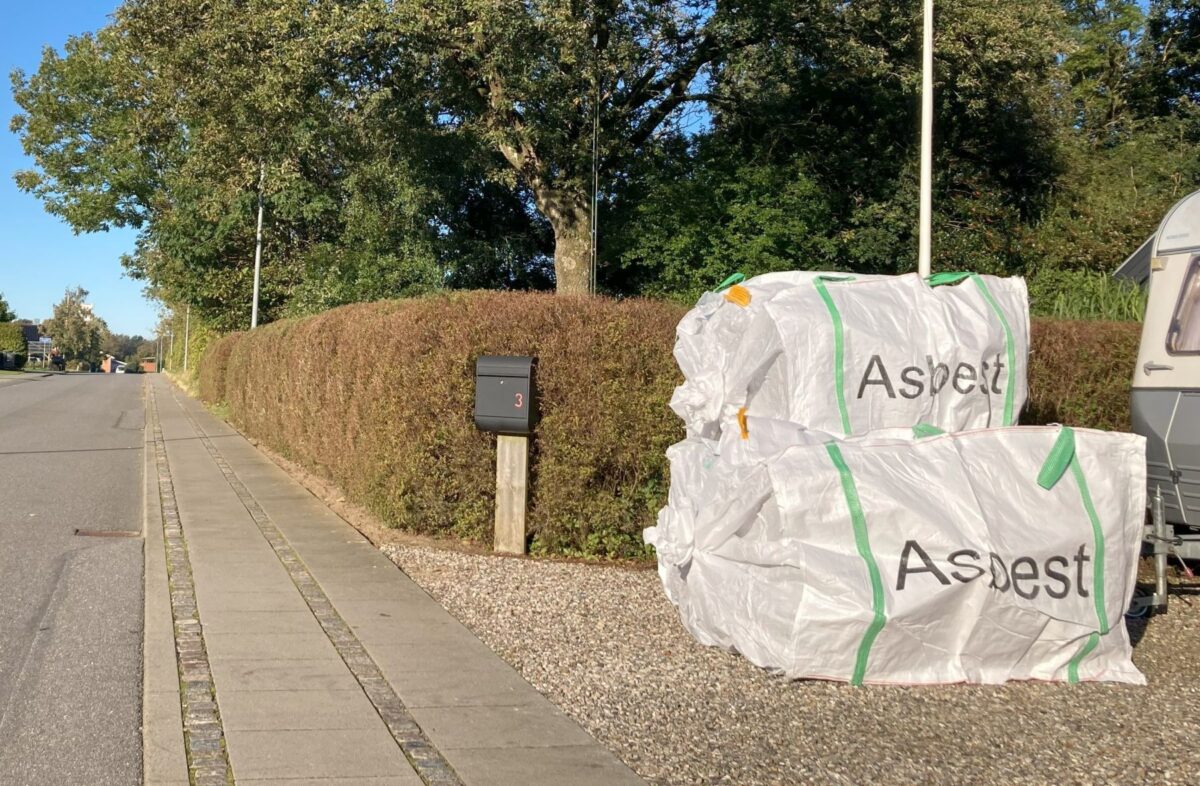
[380,544,1200,785]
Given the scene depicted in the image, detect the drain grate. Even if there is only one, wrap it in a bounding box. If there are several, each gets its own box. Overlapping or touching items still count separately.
[75,529,141,538]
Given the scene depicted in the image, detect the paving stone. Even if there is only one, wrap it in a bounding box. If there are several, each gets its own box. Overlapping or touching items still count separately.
[223,728,412,780]
[145,380,642,786]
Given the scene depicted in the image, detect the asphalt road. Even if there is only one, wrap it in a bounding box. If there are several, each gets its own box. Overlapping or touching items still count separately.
[0,374,144,785]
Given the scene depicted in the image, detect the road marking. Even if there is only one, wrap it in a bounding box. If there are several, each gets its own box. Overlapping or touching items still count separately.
[148,385,235,786]
[167,385,463,786]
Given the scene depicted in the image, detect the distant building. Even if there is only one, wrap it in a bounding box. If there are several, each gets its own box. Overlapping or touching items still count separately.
[14,321,40,344]
[101,354,127,374]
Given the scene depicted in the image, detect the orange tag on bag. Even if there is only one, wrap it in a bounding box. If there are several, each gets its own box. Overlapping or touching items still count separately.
[737,406,749,440]
[724,285,751,307]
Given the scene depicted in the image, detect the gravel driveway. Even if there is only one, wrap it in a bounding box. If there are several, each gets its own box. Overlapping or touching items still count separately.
[384,545,1200,785]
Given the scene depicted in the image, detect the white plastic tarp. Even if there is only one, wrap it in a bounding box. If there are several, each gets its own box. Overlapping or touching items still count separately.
[645,418,1147,685]
[670,272,1030,438]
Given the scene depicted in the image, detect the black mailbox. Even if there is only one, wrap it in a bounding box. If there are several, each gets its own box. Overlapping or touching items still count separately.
[474,356,537,435]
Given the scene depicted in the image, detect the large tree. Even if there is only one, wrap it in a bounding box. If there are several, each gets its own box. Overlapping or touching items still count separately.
[12,0,1200,316]
[0,292,13,322]
[608,0,1071,293]
[11,0,550,328]
[364,0,797,293]
[43,287,104,365]
[1138,0,1200,121]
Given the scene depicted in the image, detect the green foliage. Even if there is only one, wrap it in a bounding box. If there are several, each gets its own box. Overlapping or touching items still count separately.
[608,146,838,299]
[0,323,27,367]
[11,0,550,329]
[42,287,103,365]
[101,330,146,360]
[9,30,161,232]
[1136,1,1200,124]
[1022,118,1200,274]
[153,303,221,392]
[10,0,1200,316]
[606,0,1076,284]
[1028,268,1147,321]
[1062,0,1146,141]
[0,293,13,322]
[377,0,798,290]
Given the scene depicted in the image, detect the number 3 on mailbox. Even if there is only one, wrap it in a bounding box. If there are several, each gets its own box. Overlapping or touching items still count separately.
[473,356,538,435]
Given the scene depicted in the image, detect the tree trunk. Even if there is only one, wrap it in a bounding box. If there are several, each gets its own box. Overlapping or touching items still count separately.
[536,186,593,295]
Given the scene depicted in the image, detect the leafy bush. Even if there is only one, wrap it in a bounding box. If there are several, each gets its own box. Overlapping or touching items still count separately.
[1025,319,1140,431]
[198,332,244,406]
[200,293,1143,558]
[207,293,684,558]
[0,323,27,368]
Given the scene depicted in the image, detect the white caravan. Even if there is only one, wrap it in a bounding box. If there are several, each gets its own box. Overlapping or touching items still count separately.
[1116,188,1200,561]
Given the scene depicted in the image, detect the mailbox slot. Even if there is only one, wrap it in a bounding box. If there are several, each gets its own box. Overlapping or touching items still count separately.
[474,356,537,435]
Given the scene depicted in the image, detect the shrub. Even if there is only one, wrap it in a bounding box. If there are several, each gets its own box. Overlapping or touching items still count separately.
[198,332,245,405]
[0,323,27,368]
[200,293,1143,559]
[208,293,685,558]
[1024,319,1140,431]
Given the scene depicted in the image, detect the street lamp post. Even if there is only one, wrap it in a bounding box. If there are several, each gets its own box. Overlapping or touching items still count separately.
[183,305,191,372]
[251,163,265,329]
[918,0,934,278]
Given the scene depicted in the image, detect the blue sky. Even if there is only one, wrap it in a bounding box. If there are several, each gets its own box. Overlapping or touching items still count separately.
[1,1,156,337]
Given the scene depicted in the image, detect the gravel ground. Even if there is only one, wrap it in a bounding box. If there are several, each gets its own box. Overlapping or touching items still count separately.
[383,545,1200,785]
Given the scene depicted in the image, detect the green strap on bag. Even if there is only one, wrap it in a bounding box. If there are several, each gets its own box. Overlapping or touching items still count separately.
[813,276,855,436]
[1035,426,1110,683]
[912,423,945,438]
[822,272,1018,433]
[927,272,1018,426]
[925,271,973,287]
[714,272,745,292]
[970,275,1018,426]
[825,443,886,686]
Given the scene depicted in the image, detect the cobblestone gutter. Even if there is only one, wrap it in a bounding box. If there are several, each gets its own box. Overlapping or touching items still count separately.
[149,385,234,786]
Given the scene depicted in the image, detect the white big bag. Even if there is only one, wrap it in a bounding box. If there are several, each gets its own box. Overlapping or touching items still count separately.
[646,417,1147,685]
[670,272,1030,438]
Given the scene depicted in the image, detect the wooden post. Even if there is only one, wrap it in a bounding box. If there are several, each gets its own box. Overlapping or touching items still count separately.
[494,435,529,554]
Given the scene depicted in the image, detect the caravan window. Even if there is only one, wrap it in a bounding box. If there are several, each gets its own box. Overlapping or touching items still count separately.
[1168,254,1200,354]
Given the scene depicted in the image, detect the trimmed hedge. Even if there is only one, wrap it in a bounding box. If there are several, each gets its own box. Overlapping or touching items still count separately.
[200,293,1142,558]
[209,292,683,558]
[1026,319,1140,431]
[198,332,244,405]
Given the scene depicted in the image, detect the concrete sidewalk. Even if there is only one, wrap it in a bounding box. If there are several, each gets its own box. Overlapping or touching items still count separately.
[143,375,643,786]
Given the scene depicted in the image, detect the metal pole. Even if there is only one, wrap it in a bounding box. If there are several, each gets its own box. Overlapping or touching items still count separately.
[918,0,934,278]
[591,76,600,296]
[183,305,191,372]
[251,163,265,329]
[1153,485,1169,610]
